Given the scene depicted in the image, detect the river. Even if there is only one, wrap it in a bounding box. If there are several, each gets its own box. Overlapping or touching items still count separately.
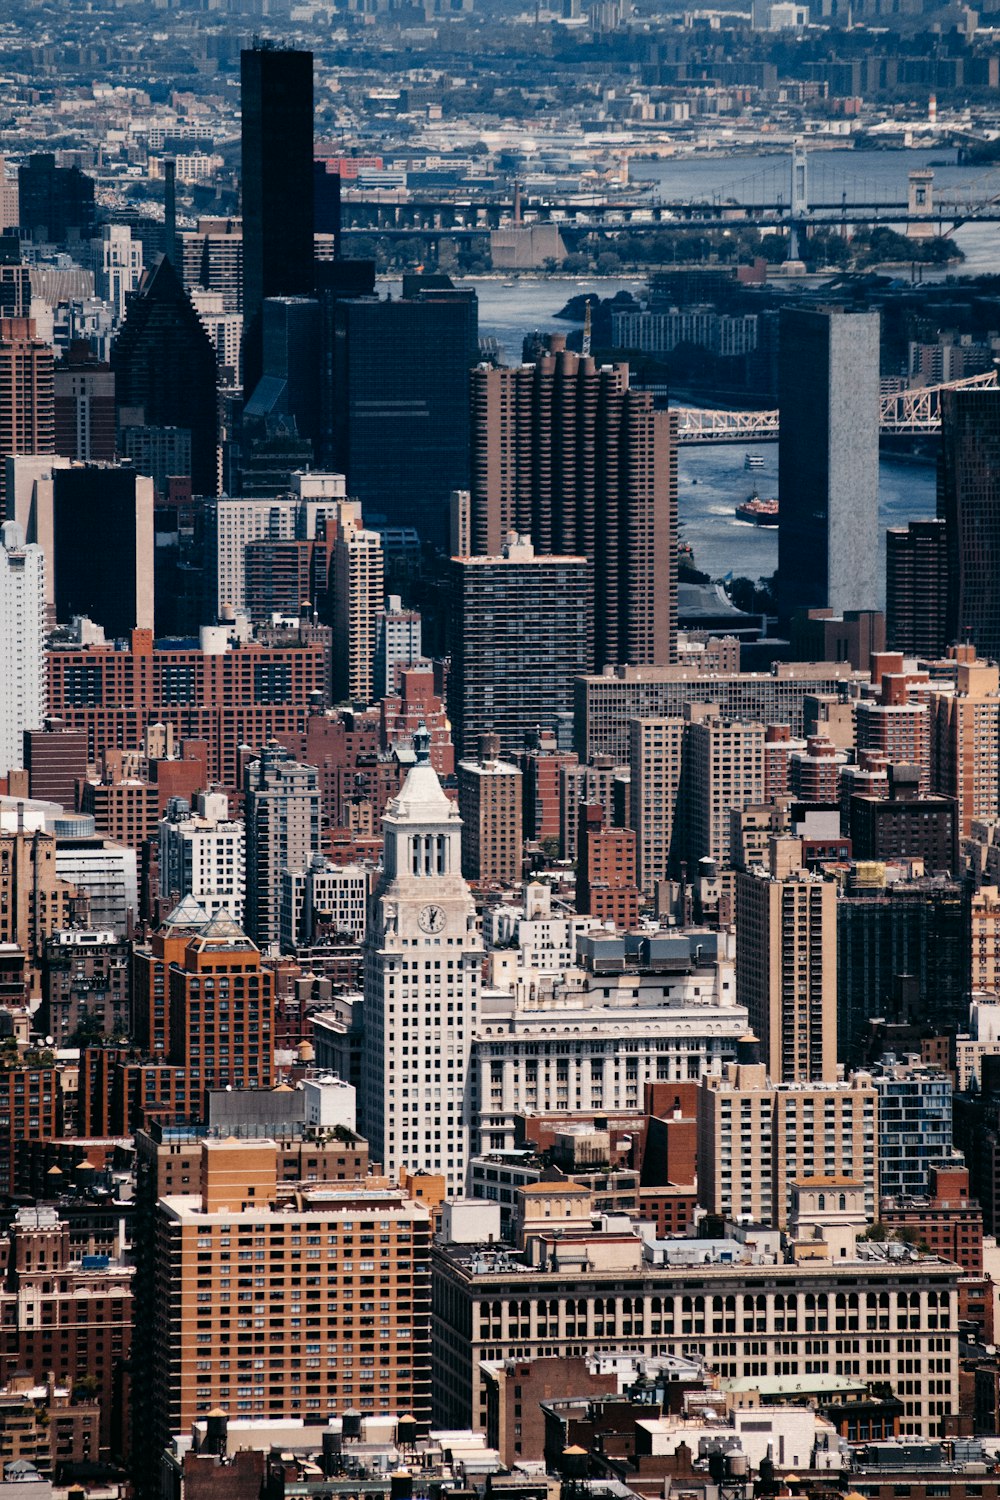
[464,269,938,593]
[384,146,978,589]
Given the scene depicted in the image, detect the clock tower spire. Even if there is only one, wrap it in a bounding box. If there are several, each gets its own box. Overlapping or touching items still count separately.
[362,725,482,1195]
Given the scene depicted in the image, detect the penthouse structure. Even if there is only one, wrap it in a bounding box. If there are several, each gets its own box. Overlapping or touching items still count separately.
[469,345,677,669]
[576,662,863,764]
[46,626,328,789]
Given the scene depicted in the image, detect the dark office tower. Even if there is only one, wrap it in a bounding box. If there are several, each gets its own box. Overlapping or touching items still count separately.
[240,44,315,400]
[51,464,155,638]
[53,343,116,463]
[885,518,949,658]
[242,295,320,454]
[163,159,178,270]
[777,307,880,624]
[836,871,969,1068]
[17,154,96,245]
[327,280,478,545]
[469,342,677,669]
[0,238,28,319]
[940,388,1000,662]
[110,256,218,496]
[0,318,54,522]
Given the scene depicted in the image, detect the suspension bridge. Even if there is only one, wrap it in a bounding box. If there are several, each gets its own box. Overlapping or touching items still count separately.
[337,146,1000,241]
[673,370,999,445]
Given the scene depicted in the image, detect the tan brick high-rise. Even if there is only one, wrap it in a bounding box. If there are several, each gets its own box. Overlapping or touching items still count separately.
[0,318,53,521]
[735,841,838,1085]
[148,1140,431,1450]
[469,340,676,669]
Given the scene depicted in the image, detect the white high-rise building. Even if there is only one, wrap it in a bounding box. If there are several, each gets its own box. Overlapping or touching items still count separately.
[363,726,482,1196]
[90,225,143,322]
[0,520,45,777]
[158,790,246,924]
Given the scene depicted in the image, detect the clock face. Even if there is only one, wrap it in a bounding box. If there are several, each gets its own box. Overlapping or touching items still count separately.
[418,904,446,934]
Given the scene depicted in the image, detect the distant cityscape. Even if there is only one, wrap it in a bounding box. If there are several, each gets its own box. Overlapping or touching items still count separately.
[5,4,1000,1500]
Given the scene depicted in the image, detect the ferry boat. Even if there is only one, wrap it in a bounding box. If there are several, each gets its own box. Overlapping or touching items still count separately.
[744,451,765,470]
[735,491,779,527]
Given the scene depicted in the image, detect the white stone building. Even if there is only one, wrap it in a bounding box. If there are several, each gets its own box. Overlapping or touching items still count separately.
[0,521,45,777]
[363,726,483,1196]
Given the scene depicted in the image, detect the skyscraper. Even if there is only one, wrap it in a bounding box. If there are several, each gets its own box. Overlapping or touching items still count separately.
[17,154,96,245]
[939,386,1000,661]
[777,307,880,623]
[326,281,478,545]
[363,726,483,1195]
[0,520,44,778]
[240,44,315,399]
[735,840,838,1085]
[53,343,116,463]
[110,256,218,496]
[242,295,321,464]
[243,743,321,949]
[469,342,677,669]
[0,318,54,522]
[332,500,384,704]
[449,535,592,758]
[885,518,949,659]
[51,464,154,636]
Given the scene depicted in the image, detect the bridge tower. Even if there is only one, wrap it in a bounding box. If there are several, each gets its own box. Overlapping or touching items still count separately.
[791,143,809,215]
[791,143,815,258]
[789,143,808,258]
[908,169,934,240]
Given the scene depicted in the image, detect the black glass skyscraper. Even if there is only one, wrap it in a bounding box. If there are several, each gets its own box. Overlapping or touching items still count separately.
[18,153,96,245]
[940,387,1000,663]
[241,44,316,400]
[325,280,478,546]
[110,256,219,496]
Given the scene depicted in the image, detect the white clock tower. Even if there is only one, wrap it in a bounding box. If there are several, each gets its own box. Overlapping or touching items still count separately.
[363,725,483,1196]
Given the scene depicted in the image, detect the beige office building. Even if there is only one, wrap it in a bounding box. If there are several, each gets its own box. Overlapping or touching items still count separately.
[628,717,685,895]
[432,1228,959,1440]
[735,843,838,1084]
[697,1051,878,1227]
[333,500,384,705]
[685,716,765,867]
